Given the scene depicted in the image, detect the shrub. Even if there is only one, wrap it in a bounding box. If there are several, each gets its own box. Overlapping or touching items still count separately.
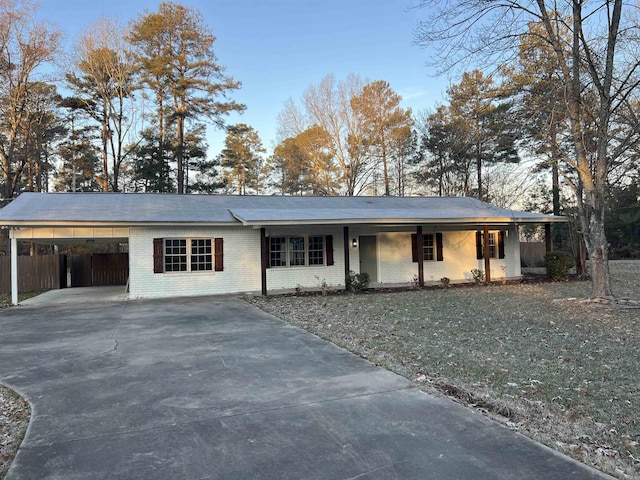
[543,250,575,279]
[348,271,370,291]
[470,268,485,284]
[440,277,450,288]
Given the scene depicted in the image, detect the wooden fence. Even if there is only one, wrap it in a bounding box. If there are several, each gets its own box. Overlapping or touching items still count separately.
[0,253,128,293]
[0,255,64,293]
[520,242,546,267]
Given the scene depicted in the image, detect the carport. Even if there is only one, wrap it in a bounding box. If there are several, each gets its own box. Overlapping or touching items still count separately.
[5,226,129,305]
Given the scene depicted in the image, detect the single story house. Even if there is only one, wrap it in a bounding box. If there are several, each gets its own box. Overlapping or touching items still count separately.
[0,192,566,304]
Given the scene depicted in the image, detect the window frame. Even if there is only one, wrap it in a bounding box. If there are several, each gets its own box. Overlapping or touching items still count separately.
[268,235,326,268]
[162,237,214,273]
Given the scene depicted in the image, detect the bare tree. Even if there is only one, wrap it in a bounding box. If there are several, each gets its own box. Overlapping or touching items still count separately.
[278,74,375,195]
[0,0,60,198]
[66,17,138,192]
[413,0,640,299]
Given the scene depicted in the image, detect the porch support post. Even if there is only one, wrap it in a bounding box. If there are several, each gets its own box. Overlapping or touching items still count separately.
[483,225,491,282]
[544,223,552,252]
[343,226,350,291]
[11,236,18,305]
[417,225,424,287]
[260,227,267,296]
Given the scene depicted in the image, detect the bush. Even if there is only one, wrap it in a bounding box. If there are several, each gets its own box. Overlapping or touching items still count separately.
[347,271,370,291]
[543,250,575,279]
[470,268,485,284]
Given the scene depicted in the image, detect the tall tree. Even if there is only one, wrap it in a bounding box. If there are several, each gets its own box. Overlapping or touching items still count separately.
[219,124,265,195]
[413,0,640,298]
[351,80,413,196]
[417,105,475,196]
[445,70,520,200]
[278,74,372,195]
[269,125,338,195]
[66,17,138,192]
[0,0,60,198]
[128,1,245,194]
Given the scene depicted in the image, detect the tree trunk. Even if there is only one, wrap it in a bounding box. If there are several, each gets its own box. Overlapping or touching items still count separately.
[177,115,185,194]
[588,205,613,298]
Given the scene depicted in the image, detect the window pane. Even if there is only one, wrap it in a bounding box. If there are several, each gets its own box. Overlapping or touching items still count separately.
[488,233,496,259]
[165,239,187,271]
[289,237,305,266]
[422,234,434,261]
[308,236,324,265]
[269,237,287,267]
[191,239,212,271]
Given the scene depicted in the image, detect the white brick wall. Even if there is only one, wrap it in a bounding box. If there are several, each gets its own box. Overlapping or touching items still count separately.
[265,226,346,291]
[129,226,262,298]
[349,225,521,285]
[128,224,522,298]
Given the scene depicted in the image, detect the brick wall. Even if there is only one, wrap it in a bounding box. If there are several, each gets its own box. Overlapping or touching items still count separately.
[128,224,522,298]
[129,226,262,298]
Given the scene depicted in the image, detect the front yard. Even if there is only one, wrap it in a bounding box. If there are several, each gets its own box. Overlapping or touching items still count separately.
[252,261,640,479]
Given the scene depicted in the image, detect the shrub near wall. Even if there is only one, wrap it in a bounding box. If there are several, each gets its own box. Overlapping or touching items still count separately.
[544,251,575,279]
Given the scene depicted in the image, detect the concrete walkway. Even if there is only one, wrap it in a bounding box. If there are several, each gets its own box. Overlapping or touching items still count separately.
[0,294,611,479]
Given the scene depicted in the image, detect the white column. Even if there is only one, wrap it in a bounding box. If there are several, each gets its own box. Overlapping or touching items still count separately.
[10,236,18,305]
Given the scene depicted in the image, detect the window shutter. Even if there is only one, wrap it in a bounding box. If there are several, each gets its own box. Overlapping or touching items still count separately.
[498,231,505,259]
[411,234,418,262]
[153,238,164,273]
[476,231,483,259]
[214,238,224,271]
[436,232,444,261]
[325,235,334,266]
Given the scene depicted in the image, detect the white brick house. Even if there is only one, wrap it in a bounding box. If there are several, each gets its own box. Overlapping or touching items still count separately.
[0,193,566,304]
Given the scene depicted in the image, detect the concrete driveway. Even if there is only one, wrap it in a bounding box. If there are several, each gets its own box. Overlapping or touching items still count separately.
[0,293,610,479]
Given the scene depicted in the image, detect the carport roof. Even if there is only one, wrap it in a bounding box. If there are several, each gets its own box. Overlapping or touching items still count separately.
[0,192,566,227]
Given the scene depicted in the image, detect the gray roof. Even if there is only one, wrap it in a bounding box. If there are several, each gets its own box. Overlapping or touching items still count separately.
[0,192,566,227]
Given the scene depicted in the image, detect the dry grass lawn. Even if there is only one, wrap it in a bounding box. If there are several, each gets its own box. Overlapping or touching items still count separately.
[252,261,640,479]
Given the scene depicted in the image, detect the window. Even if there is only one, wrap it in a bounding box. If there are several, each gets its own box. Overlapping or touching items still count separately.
[308,236,324,265]
[422,234,435,261]
[269,237,287,267]
[154,238,222,273]
[190,239,212,271]
[165,239,187,272]
[289,237,306,266]
[411,232,443,262]
[476,231,505,259]
[269,235,330,267]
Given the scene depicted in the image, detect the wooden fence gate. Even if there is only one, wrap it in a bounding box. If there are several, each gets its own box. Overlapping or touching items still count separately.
[69,253,129,287]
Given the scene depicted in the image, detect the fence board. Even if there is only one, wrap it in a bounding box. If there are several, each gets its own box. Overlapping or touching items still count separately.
[92,253,128,286]
[0,255,62,293]
[520,242,546,268]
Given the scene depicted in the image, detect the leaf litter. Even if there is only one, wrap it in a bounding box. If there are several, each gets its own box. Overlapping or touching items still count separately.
[252,261,640,479]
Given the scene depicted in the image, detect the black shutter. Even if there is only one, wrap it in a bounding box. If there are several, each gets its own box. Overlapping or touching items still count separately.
[326,235,334,266]
[214,238,224,271]
[498,231,505,259]
[153,238,164,273]
[411,234,418,262]
[436,232,444,262]
[476,231,483,259]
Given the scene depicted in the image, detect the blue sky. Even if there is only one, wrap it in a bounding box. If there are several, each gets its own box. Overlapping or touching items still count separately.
[36,0,450,155]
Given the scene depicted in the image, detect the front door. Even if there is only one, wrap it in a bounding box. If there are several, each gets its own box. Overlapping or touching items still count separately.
[359,235,378,283]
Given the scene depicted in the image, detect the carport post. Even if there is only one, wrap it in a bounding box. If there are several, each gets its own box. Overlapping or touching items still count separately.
[10,236,18,305]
